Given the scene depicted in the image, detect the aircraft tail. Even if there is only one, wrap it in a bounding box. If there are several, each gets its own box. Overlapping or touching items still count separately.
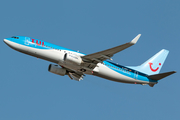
[127,49,169,75]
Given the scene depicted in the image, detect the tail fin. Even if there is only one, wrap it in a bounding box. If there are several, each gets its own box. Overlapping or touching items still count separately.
[127,49,169,75]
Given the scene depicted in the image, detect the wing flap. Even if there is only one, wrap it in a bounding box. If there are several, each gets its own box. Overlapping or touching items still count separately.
[68,72,84,81]
[61,66,85,81]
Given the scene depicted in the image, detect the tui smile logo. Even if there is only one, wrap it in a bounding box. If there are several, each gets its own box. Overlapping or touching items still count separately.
[149,62,161,72]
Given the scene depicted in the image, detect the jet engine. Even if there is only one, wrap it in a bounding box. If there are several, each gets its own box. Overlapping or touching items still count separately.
[64,53,83,65]
[48,64,66,76]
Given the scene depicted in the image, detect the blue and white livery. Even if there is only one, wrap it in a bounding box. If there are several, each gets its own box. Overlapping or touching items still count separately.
[4,34,176,87]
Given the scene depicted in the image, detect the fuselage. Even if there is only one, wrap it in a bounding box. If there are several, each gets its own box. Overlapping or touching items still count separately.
[4,36,158,85]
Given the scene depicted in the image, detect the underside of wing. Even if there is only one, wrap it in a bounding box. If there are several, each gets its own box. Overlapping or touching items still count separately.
[81,34,141,69]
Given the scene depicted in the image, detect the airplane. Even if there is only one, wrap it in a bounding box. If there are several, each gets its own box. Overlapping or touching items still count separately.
[3,34,176,87]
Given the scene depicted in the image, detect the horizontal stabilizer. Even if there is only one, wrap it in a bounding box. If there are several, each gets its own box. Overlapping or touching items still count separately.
[148,71,176,80]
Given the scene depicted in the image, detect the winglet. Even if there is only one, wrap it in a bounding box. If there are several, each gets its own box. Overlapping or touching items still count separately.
[130,34,141,44]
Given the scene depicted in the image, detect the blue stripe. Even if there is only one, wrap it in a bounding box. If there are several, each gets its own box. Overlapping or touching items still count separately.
[103,61,157,83]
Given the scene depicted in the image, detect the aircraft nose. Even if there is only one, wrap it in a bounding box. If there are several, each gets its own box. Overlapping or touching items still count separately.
[4,39,11,46]
[4,39,8,44]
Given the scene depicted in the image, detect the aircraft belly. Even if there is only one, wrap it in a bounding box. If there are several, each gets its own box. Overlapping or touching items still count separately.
[27,48,61,63]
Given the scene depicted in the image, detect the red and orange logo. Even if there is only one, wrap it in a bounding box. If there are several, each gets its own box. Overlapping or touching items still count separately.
[149,62,161,72]
[31,38,44,47]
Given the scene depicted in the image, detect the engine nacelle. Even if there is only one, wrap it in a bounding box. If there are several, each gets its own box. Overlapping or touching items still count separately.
[48,64,66,76]
[64,53,83,65]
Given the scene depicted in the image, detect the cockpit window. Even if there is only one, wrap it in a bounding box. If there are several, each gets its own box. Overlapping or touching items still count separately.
[11,36,19,39]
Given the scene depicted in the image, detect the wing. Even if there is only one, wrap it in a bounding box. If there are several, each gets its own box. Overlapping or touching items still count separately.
[81,34,141,69]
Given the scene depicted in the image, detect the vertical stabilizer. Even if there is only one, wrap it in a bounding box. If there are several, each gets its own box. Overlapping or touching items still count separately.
[127,49,169,75]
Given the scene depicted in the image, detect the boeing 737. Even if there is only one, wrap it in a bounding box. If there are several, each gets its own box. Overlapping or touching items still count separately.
[4,34,176,87]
